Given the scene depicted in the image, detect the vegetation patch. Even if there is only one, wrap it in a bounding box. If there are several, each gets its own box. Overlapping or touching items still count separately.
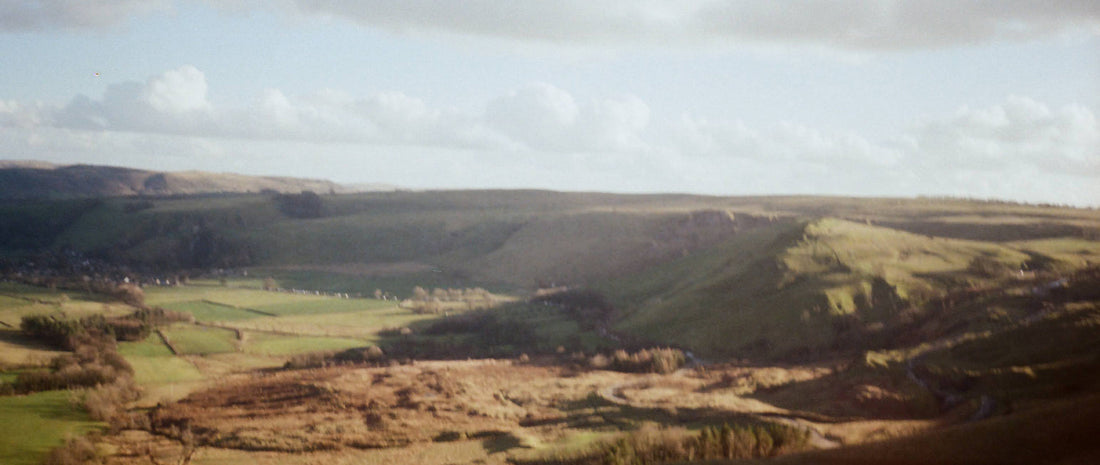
[159,324,238,355]
[0,390,102,465]
[163,300,266,322]
[117,336,204,385]
[243,332,367,356]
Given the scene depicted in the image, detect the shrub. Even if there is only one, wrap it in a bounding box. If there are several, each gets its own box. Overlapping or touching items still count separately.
[81,376,142,423]
[113,283,145,307]
[591,348,686,374]
[8,322,134,394]
[284,351,337,369]
[689,422,810,460]
[20,314,82,349]
[517,422,811,465]
[42,435,98,465]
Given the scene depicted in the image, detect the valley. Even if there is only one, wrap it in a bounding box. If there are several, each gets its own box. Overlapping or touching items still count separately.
[1,185,1099,464]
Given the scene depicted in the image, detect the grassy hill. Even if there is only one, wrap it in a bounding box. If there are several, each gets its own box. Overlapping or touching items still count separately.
[2,184,1100,464]
[2,187,1099,361]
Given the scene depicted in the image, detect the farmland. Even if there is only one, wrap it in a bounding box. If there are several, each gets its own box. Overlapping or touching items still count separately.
[0,390,101,465]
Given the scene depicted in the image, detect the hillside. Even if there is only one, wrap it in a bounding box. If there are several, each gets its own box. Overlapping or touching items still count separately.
[0,161,385,199]
[2,188,1099,362]
[2,186,1100,465]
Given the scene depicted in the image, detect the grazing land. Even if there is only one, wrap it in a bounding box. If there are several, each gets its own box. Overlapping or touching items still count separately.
[0,390,102,465]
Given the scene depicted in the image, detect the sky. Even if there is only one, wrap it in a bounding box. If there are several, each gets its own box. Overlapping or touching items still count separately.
[0,2,1098,206]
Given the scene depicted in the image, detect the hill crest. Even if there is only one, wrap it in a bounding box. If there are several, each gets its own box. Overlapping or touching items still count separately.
[0,161,393,199]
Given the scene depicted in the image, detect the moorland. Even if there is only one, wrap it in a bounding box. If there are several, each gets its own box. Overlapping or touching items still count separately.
[1,164,1099,465]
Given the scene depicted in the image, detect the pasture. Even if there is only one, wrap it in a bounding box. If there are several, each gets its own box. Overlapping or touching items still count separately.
[242,332,367,356]
[0,390,101,465]
[160,324,239,355]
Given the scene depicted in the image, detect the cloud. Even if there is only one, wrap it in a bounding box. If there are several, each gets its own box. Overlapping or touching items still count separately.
[254,0,1099,50]
[485,82,650,152]
[911,96,1099,175]
[672,116,903,166]
[54,65,215,135]
[11,2,1093,50]
[22,66,502,149]
[0,0,169,31]
[664,96,1099,204]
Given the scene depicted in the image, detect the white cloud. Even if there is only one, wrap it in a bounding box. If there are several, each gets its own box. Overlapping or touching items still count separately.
[145,66,210,113]
[53,66,215,135]
[9,2,1094,50]
[485,83,650,152]
[0,0,170,31]
[248,0,1100,50]
[672,116,903,166]
[912,96,1099,175]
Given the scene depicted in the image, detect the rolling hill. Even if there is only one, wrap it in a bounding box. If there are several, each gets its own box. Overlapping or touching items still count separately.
[3,169,1100,464]
[2,181,1099,362]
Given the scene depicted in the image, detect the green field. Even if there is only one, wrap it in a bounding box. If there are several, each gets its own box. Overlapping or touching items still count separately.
[160,324,239,355]
[0,390,102,465]
[161,300,266,322]
[231,309,433,339]
[249,296,395,316]
[242,331,367,355]
[117,336,204,385]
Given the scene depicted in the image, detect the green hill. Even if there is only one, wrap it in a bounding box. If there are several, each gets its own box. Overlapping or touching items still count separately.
[2,187,1099,361]
[607,217,1100,359]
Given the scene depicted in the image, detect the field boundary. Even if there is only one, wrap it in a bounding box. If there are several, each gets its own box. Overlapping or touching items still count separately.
[194,321,244,341]
[199,299,278,317]
[198,320,357,340]
[0,292,53,305]
[155,328,179,356]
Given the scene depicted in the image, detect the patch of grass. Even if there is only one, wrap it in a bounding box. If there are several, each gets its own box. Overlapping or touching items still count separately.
[252,297,395,316]
[160,324,238,355]
[242,332,367,356]
[271,268,515,299]
[117,336,204,385]
[0,390,102,465]
[230,308,433,339]
[0,328,66,367]
[162,300,265,322]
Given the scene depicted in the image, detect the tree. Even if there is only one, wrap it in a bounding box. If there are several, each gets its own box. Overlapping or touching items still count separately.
[113,283,145,308]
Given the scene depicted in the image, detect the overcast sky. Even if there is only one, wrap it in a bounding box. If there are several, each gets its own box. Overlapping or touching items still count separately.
[1,2,1097,205]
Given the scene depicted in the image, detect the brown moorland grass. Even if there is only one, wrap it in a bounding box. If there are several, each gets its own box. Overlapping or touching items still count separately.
[724,392,1100,465]
[136,359,940,463]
